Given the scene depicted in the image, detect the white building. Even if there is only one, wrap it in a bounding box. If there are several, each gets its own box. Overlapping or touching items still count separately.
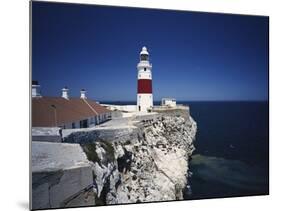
[137,46,153,112]
[161,98,177,107]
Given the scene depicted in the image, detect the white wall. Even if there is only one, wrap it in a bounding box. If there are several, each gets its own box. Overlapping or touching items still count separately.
[31,87,37,97]
[59,112,112,129]
[137,94,153,112]
[32,85,41,97]
[102,104,137,112]
[162,99,177,107]
[138,69,152,79]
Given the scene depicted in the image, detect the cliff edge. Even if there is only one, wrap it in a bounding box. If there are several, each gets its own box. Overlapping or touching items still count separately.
[63,110,197,205]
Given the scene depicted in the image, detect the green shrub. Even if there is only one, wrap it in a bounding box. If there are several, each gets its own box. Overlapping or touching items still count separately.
[100,141,115,163]
[82,140,115,166]
[82,143,101,164]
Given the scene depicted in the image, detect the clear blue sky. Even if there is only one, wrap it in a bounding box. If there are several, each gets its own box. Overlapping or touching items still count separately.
[32,1,269,102]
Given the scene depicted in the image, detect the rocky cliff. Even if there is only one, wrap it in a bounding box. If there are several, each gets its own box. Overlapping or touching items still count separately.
[63,112,197,205]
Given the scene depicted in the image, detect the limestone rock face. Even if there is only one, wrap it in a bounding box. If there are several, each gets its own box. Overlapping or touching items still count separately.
[64,114,197,205]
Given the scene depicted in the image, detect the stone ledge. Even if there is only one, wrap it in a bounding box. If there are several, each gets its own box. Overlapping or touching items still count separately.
[31,142,94,210]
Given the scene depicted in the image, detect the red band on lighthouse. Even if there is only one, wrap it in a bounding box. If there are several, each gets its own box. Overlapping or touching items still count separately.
[138,79,152,93]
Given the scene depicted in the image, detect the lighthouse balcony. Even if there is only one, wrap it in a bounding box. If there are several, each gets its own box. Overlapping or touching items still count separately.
[137,61,152,69]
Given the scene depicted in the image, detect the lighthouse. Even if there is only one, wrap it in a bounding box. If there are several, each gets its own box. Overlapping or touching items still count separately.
[137,46,153,112]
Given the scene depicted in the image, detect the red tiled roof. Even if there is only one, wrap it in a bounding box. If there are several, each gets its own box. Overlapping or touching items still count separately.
[32,97,110,127]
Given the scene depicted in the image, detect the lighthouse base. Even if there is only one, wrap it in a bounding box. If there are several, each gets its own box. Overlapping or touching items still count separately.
[137,93,153,112]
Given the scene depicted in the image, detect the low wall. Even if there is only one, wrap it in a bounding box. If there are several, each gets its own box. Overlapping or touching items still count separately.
[62,125,138,144]
[32,135,61,142]
[101,104,137,112]
[152,105,190,120]
[32,127,62,143]
[133,112,159,122]
[31,142,94,210]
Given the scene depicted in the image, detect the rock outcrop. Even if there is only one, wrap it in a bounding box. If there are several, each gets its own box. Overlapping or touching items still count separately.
[63,112,197,205]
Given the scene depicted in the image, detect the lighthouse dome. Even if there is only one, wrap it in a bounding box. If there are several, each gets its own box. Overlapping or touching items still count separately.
[140,46,149,55]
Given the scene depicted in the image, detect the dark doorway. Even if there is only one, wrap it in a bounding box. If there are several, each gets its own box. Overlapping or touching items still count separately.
[139,106,141,111]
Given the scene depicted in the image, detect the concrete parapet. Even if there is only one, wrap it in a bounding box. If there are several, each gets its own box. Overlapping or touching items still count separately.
[62,125,138,144]
[133,112,160,122]
[101,104,137,112]
[31,142,94,210]
[32,127,62,143]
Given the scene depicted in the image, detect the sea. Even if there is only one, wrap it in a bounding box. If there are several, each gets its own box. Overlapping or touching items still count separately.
[102,101,269,200]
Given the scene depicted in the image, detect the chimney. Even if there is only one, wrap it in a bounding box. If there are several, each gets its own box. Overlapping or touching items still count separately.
[80,89,87,99]
[32,80,41,98]
[62,87,69,100]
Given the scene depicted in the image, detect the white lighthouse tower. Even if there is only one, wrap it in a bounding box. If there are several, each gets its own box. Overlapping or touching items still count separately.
[137,46,153,112]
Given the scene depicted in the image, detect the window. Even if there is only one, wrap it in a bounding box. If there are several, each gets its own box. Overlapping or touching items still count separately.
[72,122,75,129]
[80,119,88,128]
[140,54,149,61]
[144,68,146,71]
[95,116,98,124]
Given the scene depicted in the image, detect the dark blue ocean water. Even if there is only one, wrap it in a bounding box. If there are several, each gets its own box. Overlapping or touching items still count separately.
[102,101,269,199]
[184,101,269,199]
